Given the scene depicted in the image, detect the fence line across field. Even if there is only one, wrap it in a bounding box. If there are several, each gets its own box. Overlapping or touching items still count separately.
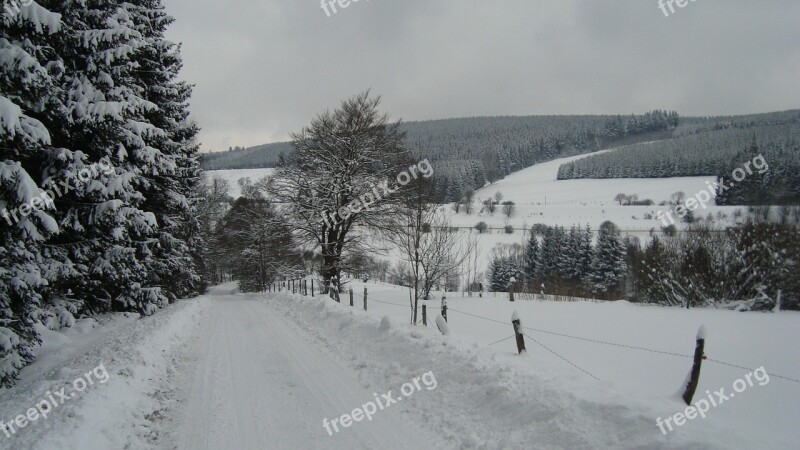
[266,279,800,386]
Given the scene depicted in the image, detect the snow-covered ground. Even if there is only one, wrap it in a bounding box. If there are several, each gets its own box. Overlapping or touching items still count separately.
[4,283,797,449]
[0,296,207,449]
[447,149,745,234]
[436,149,748,275]
[305,280,800,449]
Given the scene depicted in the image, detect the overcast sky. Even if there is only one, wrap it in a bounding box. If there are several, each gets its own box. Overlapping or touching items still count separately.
[163,0,800,153]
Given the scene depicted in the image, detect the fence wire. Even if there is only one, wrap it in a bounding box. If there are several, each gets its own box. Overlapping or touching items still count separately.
[277,282,800,384]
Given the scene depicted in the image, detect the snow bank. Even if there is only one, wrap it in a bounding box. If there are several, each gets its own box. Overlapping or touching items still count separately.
[0,296,209,450]
[268,292,725,449]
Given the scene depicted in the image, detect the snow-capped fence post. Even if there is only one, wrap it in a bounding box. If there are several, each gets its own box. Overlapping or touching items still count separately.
[509,276,517,302]
[511,310,526,354]
[435,314,450,335]
[349,289,354,307]
[363,287,368,311]
[441,296,448,323]
[682,326,706,405]
[422,305,427,326]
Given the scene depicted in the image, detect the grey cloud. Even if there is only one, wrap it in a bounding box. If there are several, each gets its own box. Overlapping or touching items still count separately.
[164,0,800,152]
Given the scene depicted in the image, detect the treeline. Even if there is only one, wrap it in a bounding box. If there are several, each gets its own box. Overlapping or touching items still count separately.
[490,221,799,310]
[631,223,799,310]
[405,111,680,202]
[557,123,798,179]
[557,119,800,205]
[1,2,203,385]
[201,142,293,170]
[489,222,627,300]
[204,195,303,292]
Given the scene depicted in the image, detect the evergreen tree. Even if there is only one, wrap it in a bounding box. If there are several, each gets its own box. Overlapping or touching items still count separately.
[524,231,539,283]
[0,0,200,385]
[590,221,627,299]
[0,0,63,387]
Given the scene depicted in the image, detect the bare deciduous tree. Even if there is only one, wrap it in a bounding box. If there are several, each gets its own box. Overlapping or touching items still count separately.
[387,177,473,324]
[502,201,515,218]
[266,91,410,292]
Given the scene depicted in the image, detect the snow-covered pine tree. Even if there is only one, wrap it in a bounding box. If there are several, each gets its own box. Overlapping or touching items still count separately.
[0,0,64,387]
[577,224,594,288]
[33,1,162,314]
[123,0,204,300]
[524,230,538,283]
[2,0,200,385]
[489,256,520,292]
[590,221,627,299]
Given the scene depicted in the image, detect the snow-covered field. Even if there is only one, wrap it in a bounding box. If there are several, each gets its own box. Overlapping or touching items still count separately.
[447,149,745,234]
[4,282,796,449]
[308,280,800,449]
[204,150,749,275]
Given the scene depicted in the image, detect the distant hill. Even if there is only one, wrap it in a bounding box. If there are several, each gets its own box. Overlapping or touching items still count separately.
[201,141,293,170]
[202,110,678,201]
[201,109,799,203]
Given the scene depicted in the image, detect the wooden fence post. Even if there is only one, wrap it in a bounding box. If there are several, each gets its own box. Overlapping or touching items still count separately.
[441,297,447,323]
[682,326,706,405]
[511,310,526,354]
[363,287,368,311]
[422,304,427,326]
[311,279,314,297]
[509,276,516,302]
[349,289,354,307]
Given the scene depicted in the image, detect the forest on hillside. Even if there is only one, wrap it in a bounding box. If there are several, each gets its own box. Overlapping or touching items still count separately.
[557,117,800,205]
[202,110,680,201]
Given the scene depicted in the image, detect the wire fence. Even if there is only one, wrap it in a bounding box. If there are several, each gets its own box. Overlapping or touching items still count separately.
[270,279,800,384]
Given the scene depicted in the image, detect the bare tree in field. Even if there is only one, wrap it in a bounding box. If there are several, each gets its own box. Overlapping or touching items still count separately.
[419,215,474,301]
[502,201,515,218]
[387,176,473,324]
[266,92,410,292]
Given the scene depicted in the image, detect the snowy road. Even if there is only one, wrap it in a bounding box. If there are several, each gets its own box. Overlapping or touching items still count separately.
[171,285,441,450]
